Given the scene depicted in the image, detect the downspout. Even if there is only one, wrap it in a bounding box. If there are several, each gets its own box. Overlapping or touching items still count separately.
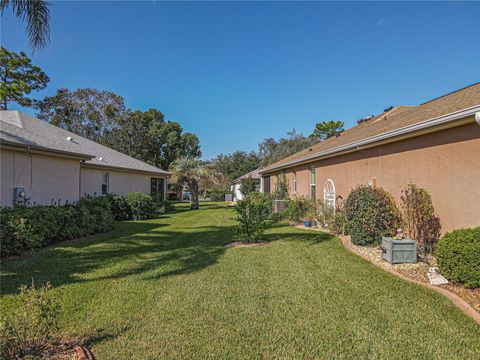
[79,160,85,201]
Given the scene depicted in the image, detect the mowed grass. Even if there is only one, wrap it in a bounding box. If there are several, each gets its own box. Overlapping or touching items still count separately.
[1,203,479,359]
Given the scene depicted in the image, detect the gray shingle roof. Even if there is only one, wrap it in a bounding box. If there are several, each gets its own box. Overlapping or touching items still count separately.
[231,168,261,184]
[0,111,169,175]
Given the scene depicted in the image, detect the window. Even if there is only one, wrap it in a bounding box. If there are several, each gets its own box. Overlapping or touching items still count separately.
[293,171,297,193]
[263,176,271,193]
[310,166,316,202]
[151,177,166,201]
[101,173,109,196]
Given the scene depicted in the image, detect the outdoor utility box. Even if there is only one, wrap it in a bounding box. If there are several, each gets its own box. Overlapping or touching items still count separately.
[381,237,417,264]
[14,187,26,203]
[273,200,286,213]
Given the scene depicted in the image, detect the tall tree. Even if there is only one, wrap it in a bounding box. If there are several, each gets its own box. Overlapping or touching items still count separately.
[211,151,259,181]
[311,120,344,141]
[258,129,318,167]
[36,89,201,170]
[1,0,50,51]
[36,88,129,142]
[0,47,49,109]
[105,108,201,170]
[169,156,205,210]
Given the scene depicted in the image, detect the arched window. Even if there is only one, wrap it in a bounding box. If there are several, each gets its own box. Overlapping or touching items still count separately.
[323,179,336,214]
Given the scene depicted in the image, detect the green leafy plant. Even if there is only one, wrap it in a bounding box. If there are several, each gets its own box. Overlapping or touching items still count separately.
[0,47,49,109]
[273,173,290,200]
[124,192,156,220]
[345,185,400,246]
[239,177,258,199]
[284,196,316,222]
[0,282,62,359]
[331,197,347,235]
[436,227,480,288]
[0,197,114,258]
[401,183,441,255]
[234,194,276,243]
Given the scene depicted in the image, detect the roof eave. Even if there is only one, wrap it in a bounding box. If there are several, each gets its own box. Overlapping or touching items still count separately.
[81,162,170,177]
[259,105,480,175]
[0,141,94,160]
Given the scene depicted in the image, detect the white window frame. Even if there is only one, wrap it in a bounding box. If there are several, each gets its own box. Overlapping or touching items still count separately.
[309,166,316,201]
[293,171,297,193]
[101,172,109,196]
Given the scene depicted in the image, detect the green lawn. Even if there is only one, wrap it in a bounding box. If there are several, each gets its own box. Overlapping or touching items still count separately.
[1,203,479,359]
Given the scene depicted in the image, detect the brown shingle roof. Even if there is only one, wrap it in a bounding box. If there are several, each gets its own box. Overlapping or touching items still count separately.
[260,82,480,173]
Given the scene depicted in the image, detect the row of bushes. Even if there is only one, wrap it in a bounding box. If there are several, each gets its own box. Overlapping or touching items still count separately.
[0,192,164,258]
[0,197,114,258]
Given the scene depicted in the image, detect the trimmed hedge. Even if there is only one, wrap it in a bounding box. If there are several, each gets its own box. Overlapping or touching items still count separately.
[124,192,156,220]
[0,192,162,258]
[345,185,400,246]
[0,197,114,258]
[436,227,480,288]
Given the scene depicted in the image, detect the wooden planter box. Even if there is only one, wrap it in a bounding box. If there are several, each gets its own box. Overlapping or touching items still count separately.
[381,237,417,264]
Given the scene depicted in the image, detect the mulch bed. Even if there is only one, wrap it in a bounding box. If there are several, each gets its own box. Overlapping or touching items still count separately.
[225,241,269,249]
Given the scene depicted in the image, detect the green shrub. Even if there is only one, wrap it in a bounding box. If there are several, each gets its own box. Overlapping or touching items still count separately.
[436,227,480,288]
[0,197,114,258]
[209,189,226,202]
[107,194,132,221]
[0,282,62,359]
[234,193,276,243]
[345,185,400,246]
[284,196,316,222]
[124,192,156,220]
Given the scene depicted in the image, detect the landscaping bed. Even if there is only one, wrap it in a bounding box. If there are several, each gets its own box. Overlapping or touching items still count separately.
[341,234,480,316]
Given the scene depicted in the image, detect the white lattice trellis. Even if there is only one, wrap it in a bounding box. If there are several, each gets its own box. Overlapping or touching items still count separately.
[323,179,336,214]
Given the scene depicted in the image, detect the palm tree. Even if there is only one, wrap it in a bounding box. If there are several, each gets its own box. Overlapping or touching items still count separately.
[169,157,205,210]
[1,0,50,51]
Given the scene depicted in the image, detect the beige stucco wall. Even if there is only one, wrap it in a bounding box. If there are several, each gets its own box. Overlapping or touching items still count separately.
[263,123,480,233]
[0,149,80,206]
[80,166,166,197]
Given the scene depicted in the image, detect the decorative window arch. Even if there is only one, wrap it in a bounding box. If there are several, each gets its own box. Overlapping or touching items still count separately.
[323,179,336,214]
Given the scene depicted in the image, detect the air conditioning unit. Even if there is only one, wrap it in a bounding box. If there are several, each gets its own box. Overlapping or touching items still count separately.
[14,187,26,203]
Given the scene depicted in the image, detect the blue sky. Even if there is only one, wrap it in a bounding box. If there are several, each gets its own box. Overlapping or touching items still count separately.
[2,1,479,159]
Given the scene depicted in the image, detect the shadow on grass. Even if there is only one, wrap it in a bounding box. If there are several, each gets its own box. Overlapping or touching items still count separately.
[0,207,335,296]
[0,219,236,296]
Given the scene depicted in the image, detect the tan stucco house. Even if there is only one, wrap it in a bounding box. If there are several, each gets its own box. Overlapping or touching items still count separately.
[0,111,169,206]
[259,83,480,233]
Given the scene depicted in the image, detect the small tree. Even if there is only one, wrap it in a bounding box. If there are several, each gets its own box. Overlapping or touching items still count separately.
[0,47,49,109]
[239,176,258,199]
[401,183,441,256]
[169,157,205,210]
[234,194,276,243]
